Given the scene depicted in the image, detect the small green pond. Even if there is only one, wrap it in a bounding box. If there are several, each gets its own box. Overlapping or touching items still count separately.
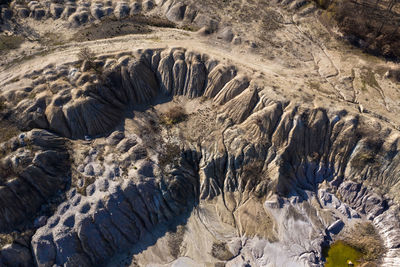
[323,241,363,267]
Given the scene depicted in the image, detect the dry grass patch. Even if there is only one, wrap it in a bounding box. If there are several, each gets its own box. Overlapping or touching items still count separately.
[0,35,24,54]
[168,225,186,258]
[160,106,187,126]
[158,142,181,170]
[324,0,400,60]
[211,241,234,261]
[73,15,175,42]
[360,68,381,91]
[341,222,386,262]
[0,120,19,144]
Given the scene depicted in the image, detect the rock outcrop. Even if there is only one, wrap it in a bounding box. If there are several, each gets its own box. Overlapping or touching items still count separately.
[5,0,213,30]
[1,47,400,266]
[3,48,247,139]
[0,130,70,232]
[22,65,400,266]
[31,132,200,266]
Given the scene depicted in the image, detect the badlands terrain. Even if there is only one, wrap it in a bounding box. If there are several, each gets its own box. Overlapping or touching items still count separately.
[0,0,400,266]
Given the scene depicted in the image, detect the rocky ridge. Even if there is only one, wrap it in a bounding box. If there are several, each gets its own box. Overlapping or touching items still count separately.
[2,48,249,139]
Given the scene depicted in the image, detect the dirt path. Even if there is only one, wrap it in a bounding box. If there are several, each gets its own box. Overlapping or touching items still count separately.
[0,27,299,88]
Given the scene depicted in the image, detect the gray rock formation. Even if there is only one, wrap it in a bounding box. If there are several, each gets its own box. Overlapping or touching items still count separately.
[0,130,70,232]
[4,48,244,139]
[0,243,33,267]
[1,46,400,266]
[4,0,217,36]
[31,133,199,266]
[374,206,400,266]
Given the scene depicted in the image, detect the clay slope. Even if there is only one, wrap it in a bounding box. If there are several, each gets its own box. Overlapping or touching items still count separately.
[0,129,69,232]
[0,48,395,266]
[2,48,248,139]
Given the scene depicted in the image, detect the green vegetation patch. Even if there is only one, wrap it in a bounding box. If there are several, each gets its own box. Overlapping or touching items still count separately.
[342,222,386,262]
[324,240,363,267]
[324,222,385,266]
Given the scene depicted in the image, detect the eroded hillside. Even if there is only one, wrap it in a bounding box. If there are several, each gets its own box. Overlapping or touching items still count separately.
[0,0,400,266]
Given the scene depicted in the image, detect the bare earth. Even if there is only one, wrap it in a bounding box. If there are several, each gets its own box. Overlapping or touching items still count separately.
[0,0,400,267]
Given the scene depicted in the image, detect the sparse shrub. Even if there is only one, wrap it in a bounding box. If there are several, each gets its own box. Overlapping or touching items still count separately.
[0,233,14,248]
[160,106,187,126]
[0,97,5,112]
[314,0,330,9]
[323,0,400,60]
[158,142,181,170]
[180,25,199,32]
[0,121,19,143]
[168,225,186,258]
[75,175,95,196]
[360,68,381,91]
[287,205,307,221]
[28,92,36,99]
[78,47,95,63]
[199,95,208,103]
[147,36,161,42]
[41,32,65,47]
[77,47,103,74]
[73,15,175,42]
[254,115,264,128]
[351,138,383,169]
[211,241,234,261]
[341,222,386,262]
[0,35,24,53]
[241,160,270,197]
[307,80,321,91]
[144,15,176,28]
[78,47,95,64]
[351,151,375,168]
